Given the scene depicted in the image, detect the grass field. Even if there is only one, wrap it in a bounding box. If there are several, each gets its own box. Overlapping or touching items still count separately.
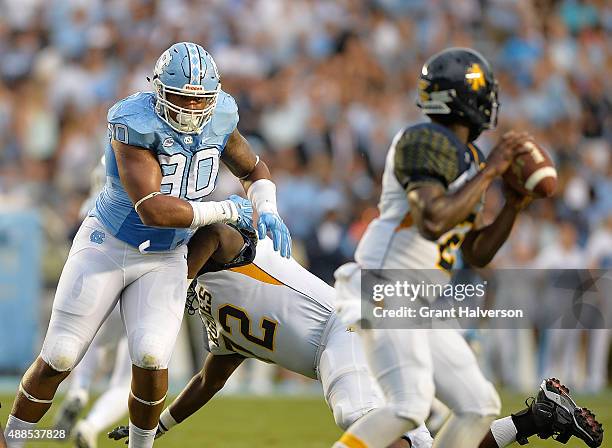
[1,390,610,448]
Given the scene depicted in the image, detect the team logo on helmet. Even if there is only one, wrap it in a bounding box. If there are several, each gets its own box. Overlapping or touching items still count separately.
[465,63,486,91]
[154,50,172,76]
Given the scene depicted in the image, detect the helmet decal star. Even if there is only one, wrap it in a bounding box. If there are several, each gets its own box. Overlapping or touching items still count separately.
[466,63,486,91]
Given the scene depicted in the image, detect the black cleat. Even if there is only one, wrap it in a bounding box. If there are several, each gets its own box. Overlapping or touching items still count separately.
[527,378,603,447]
[107,426,129,443]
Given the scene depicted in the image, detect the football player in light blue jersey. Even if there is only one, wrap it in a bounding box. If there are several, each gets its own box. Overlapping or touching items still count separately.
[4,42,291,448]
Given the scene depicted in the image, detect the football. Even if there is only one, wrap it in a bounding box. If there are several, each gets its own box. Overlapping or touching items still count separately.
[503,140,557,198]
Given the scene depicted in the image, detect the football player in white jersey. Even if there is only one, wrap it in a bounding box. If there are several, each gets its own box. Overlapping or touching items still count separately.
[4,42,291,448]
[332,47,601,448]
[108,224,432,448]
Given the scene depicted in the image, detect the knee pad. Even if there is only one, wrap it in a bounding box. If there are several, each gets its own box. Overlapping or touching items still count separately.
[41,334,83,372]
[383,370,434,425]
[455,380,501,417]
[388,401,429,427]
[129,332,169,370]
[386,377,435,425]
[325,367,380,430]
[484,381,502,416]
[331,399,370,431]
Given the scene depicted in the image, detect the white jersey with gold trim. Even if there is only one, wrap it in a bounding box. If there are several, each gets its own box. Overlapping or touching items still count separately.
[196,238,335,379]
[355,123,484,275]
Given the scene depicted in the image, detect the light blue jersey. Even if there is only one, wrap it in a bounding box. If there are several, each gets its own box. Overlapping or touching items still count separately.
[93,90,238,252]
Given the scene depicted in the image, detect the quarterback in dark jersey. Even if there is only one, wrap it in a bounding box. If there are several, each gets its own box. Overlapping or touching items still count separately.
[334,48,602,448]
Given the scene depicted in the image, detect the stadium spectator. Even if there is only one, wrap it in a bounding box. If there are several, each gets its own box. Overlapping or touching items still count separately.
[0,0,609,390]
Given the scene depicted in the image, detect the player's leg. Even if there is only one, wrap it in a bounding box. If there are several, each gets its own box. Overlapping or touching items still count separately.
[319,318,387,431]
[332,263,434,448]
[333,328,434,448]
[55,303,125,436]
[320,317,432,448]
[120,248,187,448]
[429,329,500,448]
[74,336,131,448]
[586,329,610,393]
[5,220,125,447]
[480,378,603,448]
[51,342,102,436]
[426,399,450,437]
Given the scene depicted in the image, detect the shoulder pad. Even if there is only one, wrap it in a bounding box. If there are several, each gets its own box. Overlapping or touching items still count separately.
[107,92,162,150]
[394,122,461,189]
[407,122,468,160]
[210,91,239,137]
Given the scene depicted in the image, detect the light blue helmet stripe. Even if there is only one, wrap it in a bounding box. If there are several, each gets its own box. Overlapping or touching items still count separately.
[186,43,200,85]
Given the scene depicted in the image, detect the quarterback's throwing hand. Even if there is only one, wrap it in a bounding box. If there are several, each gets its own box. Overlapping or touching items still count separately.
[257,213,291,258]
[485,131,532,177]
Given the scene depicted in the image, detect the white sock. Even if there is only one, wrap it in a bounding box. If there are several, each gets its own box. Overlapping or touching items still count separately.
[158,408,177,434]
[84,386,130,433]
[5,415,37,448]
[127,422,157,448]
[490,416,518,447]
[335,407,417,448]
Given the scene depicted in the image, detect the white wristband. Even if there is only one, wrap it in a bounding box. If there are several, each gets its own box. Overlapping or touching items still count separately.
[159,408,178,433]
[189,200,238,229]
[247,179,278,215]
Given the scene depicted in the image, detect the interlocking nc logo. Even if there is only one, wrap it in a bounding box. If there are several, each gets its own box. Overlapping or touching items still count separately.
[154,49,172,76]
[466,63,486,91]
[90,230,105,244]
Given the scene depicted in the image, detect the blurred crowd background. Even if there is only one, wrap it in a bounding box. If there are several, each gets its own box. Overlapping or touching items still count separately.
[0,0,610,392]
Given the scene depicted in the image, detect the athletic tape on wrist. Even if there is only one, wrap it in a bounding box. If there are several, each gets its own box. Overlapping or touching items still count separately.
[247,178,278,215]
[159,408,178,432]
[189,200,236,229]
[19,382,53,404]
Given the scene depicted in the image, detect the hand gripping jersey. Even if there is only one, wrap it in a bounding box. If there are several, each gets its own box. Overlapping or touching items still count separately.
[93,91,238,252]
[355,122,484,275]
[196,238,335,379]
